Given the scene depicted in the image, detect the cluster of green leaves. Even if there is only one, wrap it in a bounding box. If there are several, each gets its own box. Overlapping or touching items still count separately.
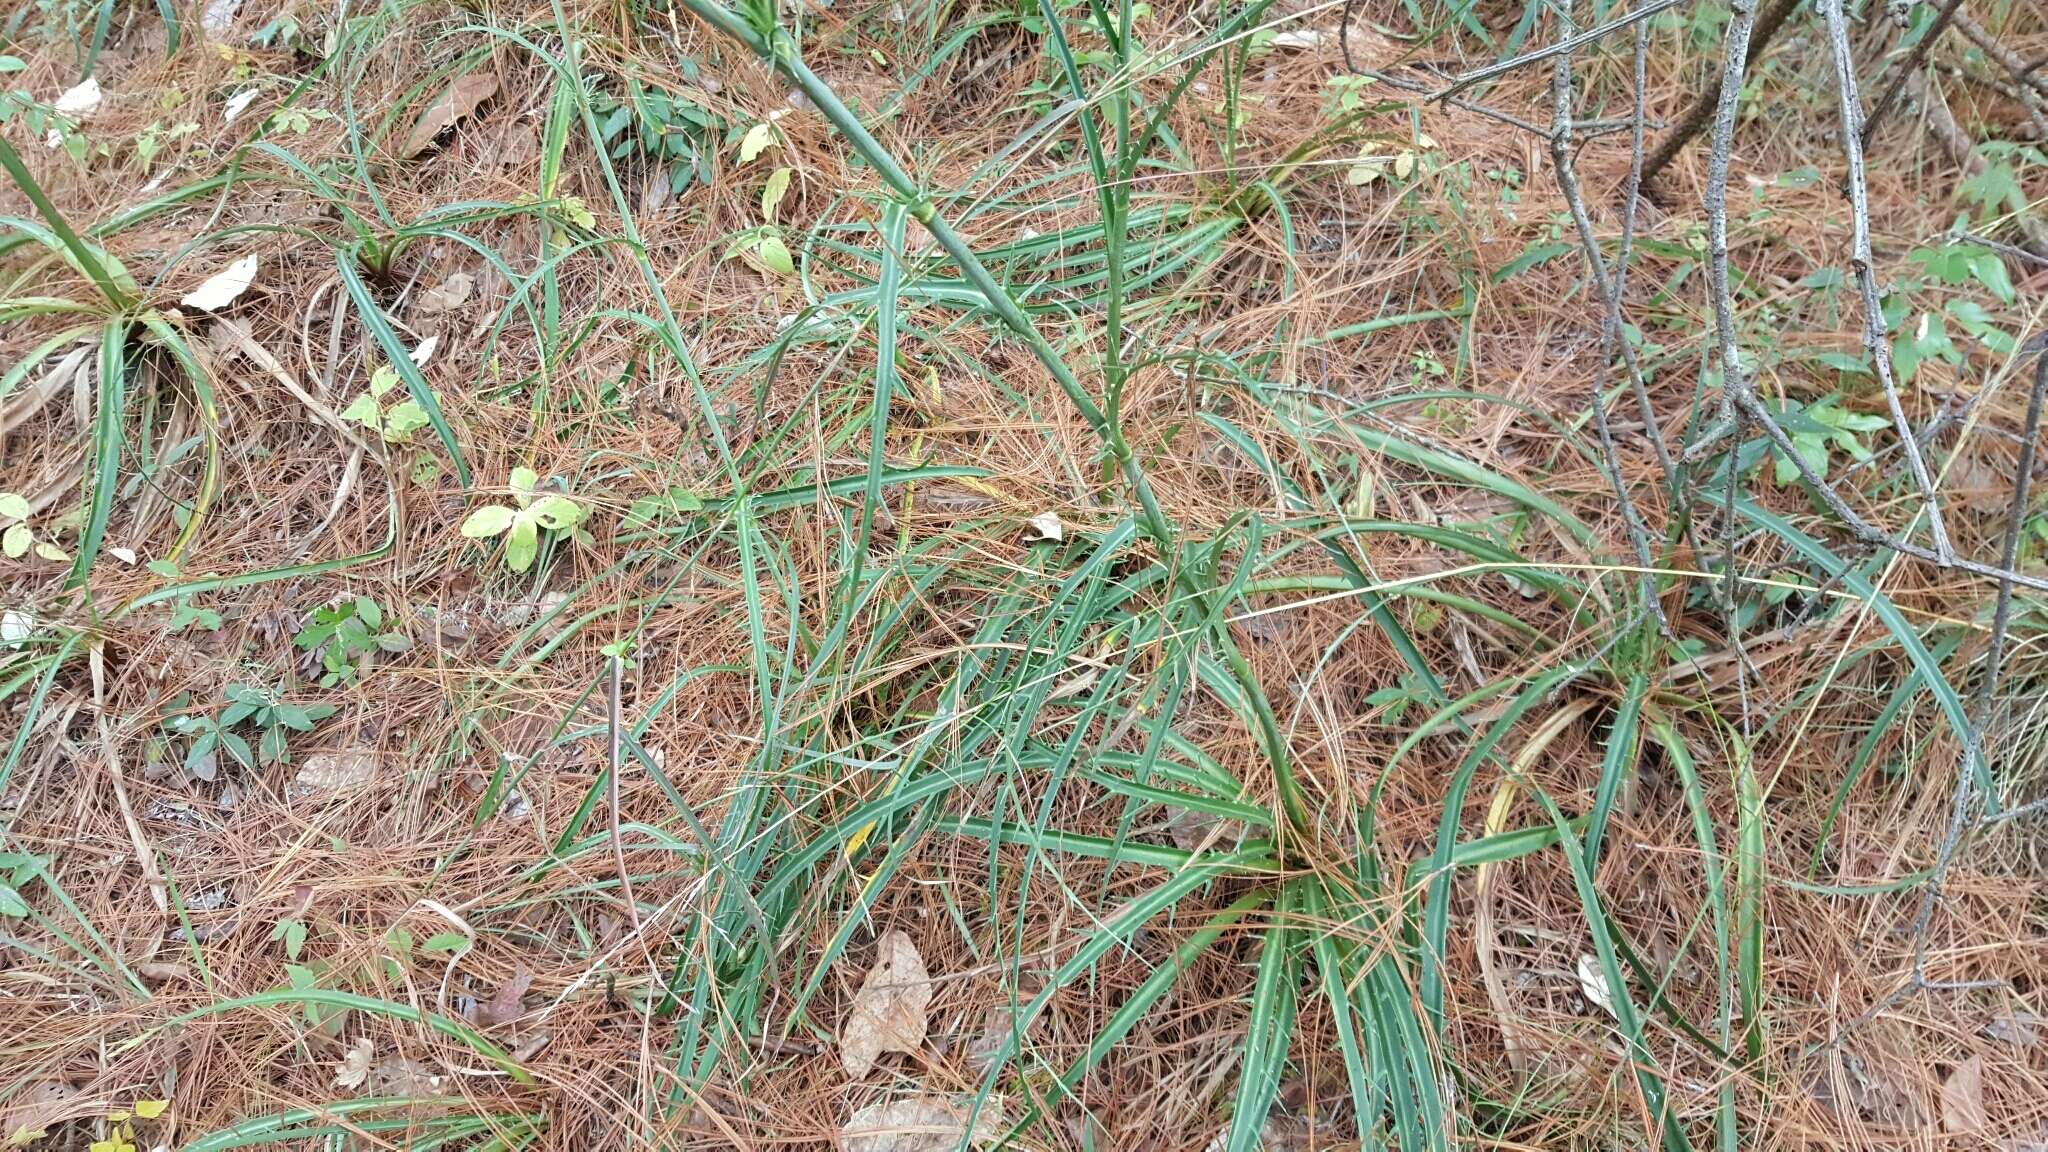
[0,851,48,918]
[161,683,337,779]
[293,595,409,687]
[460,468,589,573]
[0,492,68,562]
[593,69,728,195]
[339,364,435,443]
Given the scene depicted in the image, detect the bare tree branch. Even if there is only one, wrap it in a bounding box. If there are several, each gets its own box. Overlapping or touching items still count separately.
[1819,0,1958,565]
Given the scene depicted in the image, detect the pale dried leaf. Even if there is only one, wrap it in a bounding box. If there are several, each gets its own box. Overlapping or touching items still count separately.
[223,89,258,124]
[201,0,241,36]
[476,964,533,1029]
[181,254,259,311]
[1,1081,81,1146]
[333,1036,374,1089]
[1267,28,1323,48]
[1986,1013,2041,1048]
[418,272,474,314]
[1942,1055,1988,1134]
[293,750,377,793]
[401,72,499,158]
[1576,954,1617,1018]
[409,334,440,367]
[367,1055,446,1097]
[840,929,931,1077]
[841,1095,1003,1152]
[1023,511,1063,542]
[53,77,100,117]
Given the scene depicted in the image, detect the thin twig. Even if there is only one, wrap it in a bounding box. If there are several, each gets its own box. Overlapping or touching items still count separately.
[1860,0,1968,146]
[1432,0,1683,103]
[1639,0,1804,199]
[1819,0,1957,565]
[1545,4,1668,631]
[607,655,649,964]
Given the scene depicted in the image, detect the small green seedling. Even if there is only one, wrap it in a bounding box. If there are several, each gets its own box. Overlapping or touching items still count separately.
[163,683,337,779]
[460,467,588,573]
[340,365,433,443]
[294,595,410,686]
[1,492,68,562]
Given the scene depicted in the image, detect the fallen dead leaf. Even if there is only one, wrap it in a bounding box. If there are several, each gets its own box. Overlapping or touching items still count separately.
[293,749,377,794]
[1267,28,1324,49]
[841,1094,1003,1152]
[840,929,931,1077]
[1576,954,1618,1018]
[1023,511,1063,542]
[1942,1055,1988,1134]
[1986,1012,2042,1048]
[223,89,258,124]
[367,1054,446,1097]
[476,964,534,1029]
[180,254,259,311]
[419,272,474,314]
[402,72,500,157]
[333,1036,374,1090]
[135,961,191,983]
[1,1080,81,1145]
[201,0,241,36]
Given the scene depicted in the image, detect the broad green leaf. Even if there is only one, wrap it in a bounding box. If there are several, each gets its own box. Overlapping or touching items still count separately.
[528,495,583,530]
[505,516,539,572]
[367,365,400,398]
[760,166,791,221]
[0,884,26,917]
[755,234,794,276]
[460,505,516,538]
[0,492,28,520]
[738,121,777,164]
[382,400,429,438]
[509,467,539,495]
[338,392,381,426]
[2,523,27,559]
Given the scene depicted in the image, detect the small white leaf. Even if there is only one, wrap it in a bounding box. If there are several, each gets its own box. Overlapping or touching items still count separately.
[53,77,101,117]
[408,334,439,367]
[108,546,138,564]
[1024,511,1064,542]
[181,254,260,311]
[333,1036,374,1089]
[223,89,259,123]
[0,609,32,648]
[1576,954,1617,1018]
[1393,152,1416,180]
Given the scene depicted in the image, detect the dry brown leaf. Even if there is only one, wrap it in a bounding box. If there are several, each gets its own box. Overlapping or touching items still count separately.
[419,272,475,314]
[333,1036,374,1089]
[294,749,377,794]
[840,929,931,1077]
[1942,1055,1988,1134]
[476,964,534,1029]
[1023,511,1063,542]
[1986,1012,2042,1048]
[402,73,500,158]
[2,1081,82,1145]
[368,1054,447,1097]
[841,1095,1003,1152]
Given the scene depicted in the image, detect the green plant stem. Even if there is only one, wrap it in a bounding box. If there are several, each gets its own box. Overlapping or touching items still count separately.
[675,0,1313,835]
[0,134,136,310]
